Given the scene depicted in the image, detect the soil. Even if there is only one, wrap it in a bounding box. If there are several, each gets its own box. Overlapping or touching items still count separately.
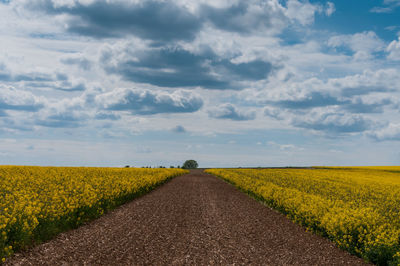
[6,169,369,265]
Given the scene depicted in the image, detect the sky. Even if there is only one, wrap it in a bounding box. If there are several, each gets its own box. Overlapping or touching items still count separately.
[0,0,400,167]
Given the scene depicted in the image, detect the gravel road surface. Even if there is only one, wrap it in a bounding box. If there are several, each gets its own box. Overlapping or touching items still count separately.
[6,169,368,265]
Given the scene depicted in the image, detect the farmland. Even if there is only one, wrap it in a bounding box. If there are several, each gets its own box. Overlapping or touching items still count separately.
[206,167,400,265]
[4,169,366,265]
[0,166,187,262]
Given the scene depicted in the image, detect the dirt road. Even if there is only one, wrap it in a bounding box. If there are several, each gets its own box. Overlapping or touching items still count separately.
[6,169,368,265]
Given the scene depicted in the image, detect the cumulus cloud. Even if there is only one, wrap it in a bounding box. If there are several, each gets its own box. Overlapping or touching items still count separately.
[284,0,322,26]
[0,61,88,92]
[35,97,88,128]
[291,110,372,134]
[199,2,286,34]
[208,103,255,121]
[369,123,400,141]
[0,117,34,132]
[271,91,344,110]
[16,0,328,42]
[24,0,202,42]
[264,106,284,120]
[325,2,335,16]
[49,78,88,92]
[254,67,400,135]
[1,0,398,145]
[343,97,392,114]
[253,68,400,106]
[269,91,392,114]
[0,68,53,83]
[95,88,203,115]
[327,31,385,59]
[101,43,275,90]
[0,86,44,112]
[172,125,186,133]
[386,37,400,60]
[60,54,92,70]
[94,111,120,121]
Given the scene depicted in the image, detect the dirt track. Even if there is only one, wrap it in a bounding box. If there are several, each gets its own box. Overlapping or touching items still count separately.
[6,169,368,265]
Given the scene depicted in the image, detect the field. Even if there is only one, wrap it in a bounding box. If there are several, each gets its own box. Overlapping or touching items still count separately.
[206,167,400,265]
[0,166,187,262]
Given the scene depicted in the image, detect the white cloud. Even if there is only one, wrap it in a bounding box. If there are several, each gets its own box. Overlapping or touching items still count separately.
[0,0,400,168]
[208,103,256,121]
[327,31,385,57]
[290,108,373,134]
[0,85,45,112]
[284,0,321,26]
[369,123,400,141]
[95,88,204,115]
[371,0,400,13]
[325,2,335,16]
[386,37,400,60]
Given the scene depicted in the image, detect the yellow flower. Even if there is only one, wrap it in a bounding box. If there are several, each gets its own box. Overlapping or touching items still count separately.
[0,166,187,261]
[206,167,400,264]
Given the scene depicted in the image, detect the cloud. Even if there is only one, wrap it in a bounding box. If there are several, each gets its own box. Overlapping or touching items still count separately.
[208,103,255,121]
[267,141,300,151]
[325,2,335,16]
[327,31,385,58]
[343,97,392,114]
[269,91,392,114]
[370,6,393,13]
[199,2,285,34]
[18,0,328,42]
[0,117,34,132]
[271,91,344,109]
[35,97,88,128]
[242,67,399,116]
[333,69,400,96]
[291,110,372,134]
[26,0,202,42]
[172,125,186,133]
[53,79,87,92]
[0,86,44,112]
[255,68,400,135]
[60,54,92,70]
[386,37,400,60]
[0,67,53,82]
[35,113,85,128]
[96,88,203,115]
[102,44,274,89]
[0,61,87,92]
[264,106,284,120]
[94,111,120,120]
[284,0,322,26]
[369,123,400,141]
[371,0,400,13]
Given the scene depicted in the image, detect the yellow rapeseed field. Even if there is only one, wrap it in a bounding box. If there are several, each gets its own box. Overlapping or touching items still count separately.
[0,166,187,262]
[206,167,400,265]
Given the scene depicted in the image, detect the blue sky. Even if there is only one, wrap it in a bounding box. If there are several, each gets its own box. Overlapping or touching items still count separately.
[0,0,400,167]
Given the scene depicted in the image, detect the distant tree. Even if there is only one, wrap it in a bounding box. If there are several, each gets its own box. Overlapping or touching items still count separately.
[124,165,130,168]
[182,160,198,169]
[177,165,180,168]
[170,166,175,168]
